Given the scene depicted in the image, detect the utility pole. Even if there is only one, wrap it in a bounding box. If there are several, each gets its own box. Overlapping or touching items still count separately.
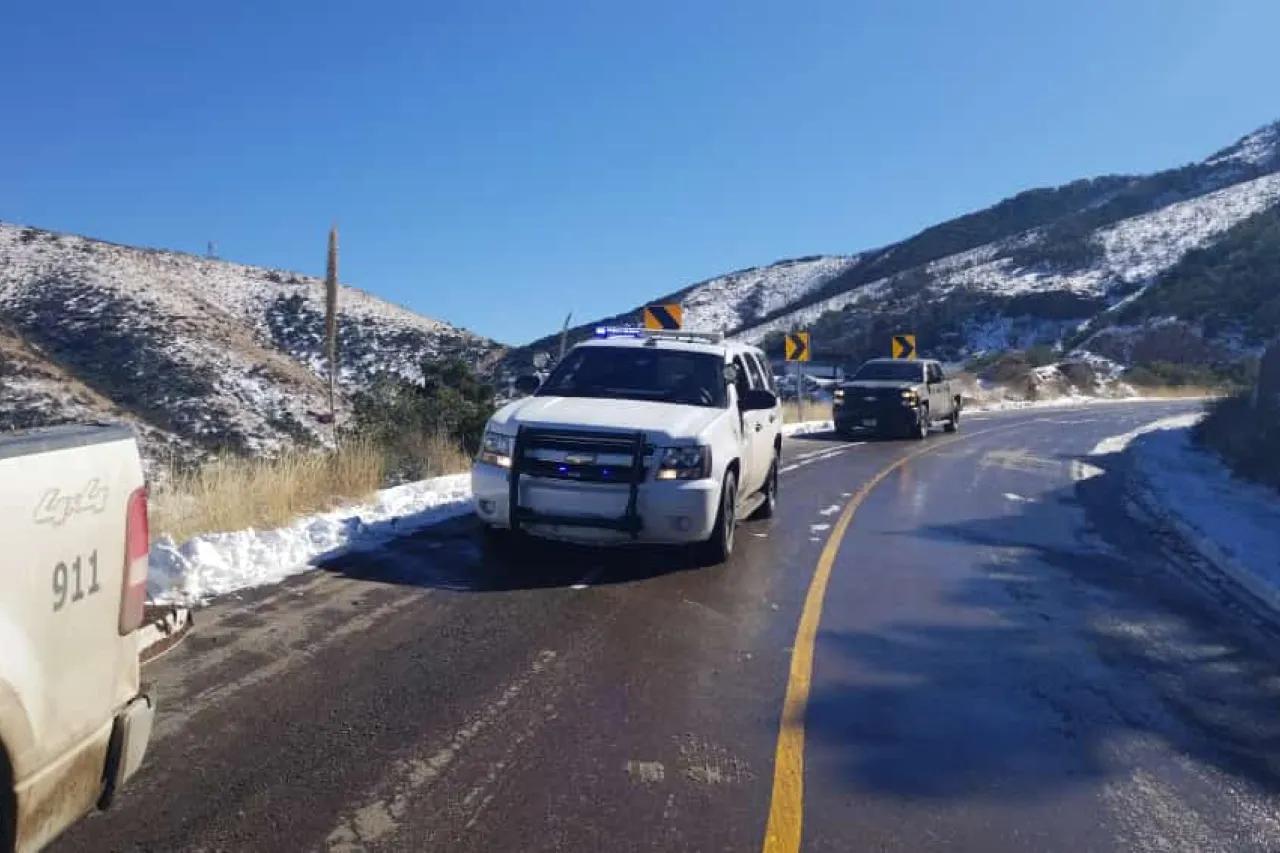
[325,224,340,448]
[558,312,573,362]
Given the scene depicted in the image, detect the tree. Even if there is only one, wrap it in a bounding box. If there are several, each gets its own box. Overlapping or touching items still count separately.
[350,356,495,460]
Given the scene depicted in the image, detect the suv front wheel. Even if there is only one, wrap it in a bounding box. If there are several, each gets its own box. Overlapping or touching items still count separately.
[697,470,738,565]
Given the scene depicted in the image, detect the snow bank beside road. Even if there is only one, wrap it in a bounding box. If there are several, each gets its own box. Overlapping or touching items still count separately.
[149,474,473,605]
[970,393,1215,414]
[783,419,835,437]
[1092,414,1280,613]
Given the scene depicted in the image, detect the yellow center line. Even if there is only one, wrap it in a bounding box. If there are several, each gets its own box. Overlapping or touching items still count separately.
[761,426,1011,853]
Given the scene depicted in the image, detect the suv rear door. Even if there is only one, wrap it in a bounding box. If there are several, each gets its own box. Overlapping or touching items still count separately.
[738,352,777,491]
[730,354,764,496]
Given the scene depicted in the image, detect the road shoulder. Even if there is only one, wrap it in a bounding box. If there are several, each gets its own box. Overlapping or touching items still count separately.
[1090,414,1280,619]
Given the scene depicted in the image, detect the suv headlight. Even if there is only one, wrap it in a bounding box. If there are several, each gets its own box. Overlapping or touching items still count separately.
[655,445,712,481]
[478,430,515,468]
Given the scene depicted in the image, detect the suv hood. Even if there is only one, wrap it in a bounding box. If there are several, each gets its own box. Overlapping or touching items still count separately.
[489,396,724,444]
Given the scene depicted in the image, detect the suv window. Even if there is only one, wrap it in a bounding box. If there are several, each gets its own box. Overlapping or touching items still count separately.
[730,355,753,400]
[741,352,767,391]
[747,352,776,393]
[539,346,728,407]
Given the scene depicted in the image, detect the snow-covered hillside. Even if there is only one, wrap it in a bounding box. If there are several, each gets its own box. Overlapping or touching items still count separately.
[0,223,502,461]
[724,122,1280,361]
[678,256,861,332]
[935,171,1280,300]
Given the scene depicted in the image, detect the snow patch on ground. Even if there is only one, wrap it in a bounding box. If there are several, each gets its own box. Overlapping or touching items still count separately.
[1093,414,1280,612]
[149,474,473,604]
[968,394,1210,414]
[782,420,835,437]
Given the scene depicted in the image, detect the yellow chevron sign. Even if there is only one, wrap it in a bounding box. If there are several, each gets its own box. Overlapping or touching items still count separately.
[643,304,683,330]
[785,332,810,362]
[892,334,917,360]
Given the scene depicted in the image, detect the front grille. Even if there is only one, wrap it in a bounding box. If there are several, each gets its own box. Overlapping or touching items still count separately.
[509,426,647,535]
[513,428,649,484]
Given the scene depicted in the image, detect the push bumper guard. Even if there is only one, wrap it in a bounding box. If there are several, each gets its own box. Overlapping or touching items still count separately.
[509,426,648,537]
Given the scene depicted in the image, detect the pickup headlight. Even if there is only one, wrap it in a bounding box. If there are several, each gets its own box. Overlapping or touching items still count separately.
[478,430,515,468]
[901,389,919,405]
[655,445,712,481]
[833,388,844,402]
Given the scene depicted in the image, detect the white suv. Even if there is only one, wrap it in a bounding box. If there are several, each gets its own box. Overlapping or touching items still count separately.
[471,328,783,563]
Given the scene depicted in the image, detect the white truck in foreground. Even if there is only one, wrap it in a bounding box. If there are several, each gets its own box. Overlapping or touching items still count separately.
[472,328,784,563]
[1,424,155,853]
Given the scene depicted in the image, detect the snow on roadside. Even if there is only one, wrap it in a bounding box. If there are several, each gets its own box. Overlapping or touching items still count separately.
[1089,413,1280,611]
[968,393,1215,414]
[148,474,473,605]
[782,419,834,437]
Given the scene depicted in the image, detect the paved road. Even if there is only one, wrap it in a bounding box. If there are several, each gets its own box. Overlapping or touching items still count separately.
[52,401,1280,853]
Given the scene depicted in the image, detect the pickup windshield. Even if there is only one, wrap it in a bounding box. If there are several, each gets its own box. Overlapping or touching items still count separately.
[850,361,926,382]
[538,346,727,407]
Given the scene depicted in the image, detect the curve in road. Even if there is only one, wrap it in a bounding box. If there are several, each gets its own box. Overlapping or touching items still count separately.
[48,400,1280,853]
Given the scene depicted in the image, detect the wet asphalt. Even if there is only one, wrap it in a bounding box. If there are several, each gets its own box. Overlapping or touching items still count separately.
[49,400,1280,853]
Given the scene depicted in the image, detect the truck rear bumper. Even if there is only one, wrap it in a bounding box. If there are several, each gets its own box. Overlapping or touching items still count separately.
[98,692,155,810]
[834,405,918,435]
[12,691,153,852]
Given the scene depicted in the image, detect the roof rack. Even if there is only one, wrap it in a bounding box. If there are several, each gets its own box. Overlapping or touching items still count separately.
[593,326,726,345]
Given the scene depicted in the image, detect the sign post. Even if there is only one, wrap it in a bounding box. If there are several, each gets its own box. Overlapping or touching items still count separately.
[785,331,811,422]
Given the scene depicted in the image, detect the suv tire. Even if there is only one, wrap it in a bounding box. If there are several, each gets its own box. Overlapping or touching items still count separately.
[750,455,779,520]
[698,471,738,565]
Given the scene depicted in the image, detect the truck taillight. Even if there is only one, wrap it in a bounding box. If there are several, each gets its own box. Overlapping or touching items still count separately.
[120,486,150,636]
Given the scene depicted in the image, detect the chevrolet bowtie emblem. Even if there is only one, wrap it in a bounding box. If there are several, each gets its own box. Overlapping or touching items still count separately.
[564,453,596,465]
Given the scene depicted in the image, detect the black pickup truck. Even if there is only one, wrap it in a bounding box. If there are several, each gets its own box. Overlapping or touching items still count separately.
[833,358,962,440]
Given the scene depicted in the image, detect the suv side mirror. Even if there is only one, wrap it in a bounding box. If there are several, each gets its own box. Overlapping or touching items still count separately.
[739,388,777,412]
[514,374,541,395]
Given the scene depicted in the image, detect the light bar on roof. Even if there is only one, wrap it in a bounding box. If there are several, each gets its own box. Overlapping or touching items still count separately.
[593,327,725,344]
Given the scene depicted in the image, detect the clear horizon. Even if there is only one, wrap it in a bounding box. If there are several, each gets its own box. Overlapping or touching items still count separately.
[2,0,1278,345]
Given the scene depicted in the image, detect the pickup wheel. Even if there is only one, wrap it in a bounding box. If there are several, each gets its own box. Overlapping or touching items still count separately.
[944,407,960,433]
[1,748,13,853]
[912,404,930,441]
[698,471,738,566]
[750,455,779,520]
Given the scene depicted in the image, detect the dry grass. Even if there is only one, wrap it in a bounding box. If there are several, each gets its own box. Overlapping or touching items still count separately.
[151,438,388,542]
[781,399,833,424]
[150,430,475,542]
[382,429,474,481]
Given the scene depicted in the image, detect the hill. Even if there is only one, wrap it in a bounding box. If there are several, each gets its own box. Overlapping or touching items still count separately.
[510,119,1280,378]
[0,223,503,465]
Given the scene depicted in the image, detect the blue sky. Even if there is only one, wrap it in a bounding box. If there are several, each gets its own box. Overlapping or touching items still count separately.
[2,1,1277,344]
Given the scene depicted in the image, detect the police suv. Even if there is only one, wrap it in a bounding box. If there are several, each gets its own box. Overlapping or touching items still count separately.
[472,327,783,563]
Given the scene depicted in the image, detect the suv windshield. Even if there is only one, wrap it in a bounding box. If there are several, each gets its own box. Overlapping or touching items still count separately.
[850,361,926,382]
[538,346,728,407]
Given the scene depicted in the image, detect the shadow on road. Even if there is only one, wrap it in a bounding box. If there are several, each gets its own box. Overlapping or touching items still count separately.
[802,445,1280,805]
[314,512,707,593]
